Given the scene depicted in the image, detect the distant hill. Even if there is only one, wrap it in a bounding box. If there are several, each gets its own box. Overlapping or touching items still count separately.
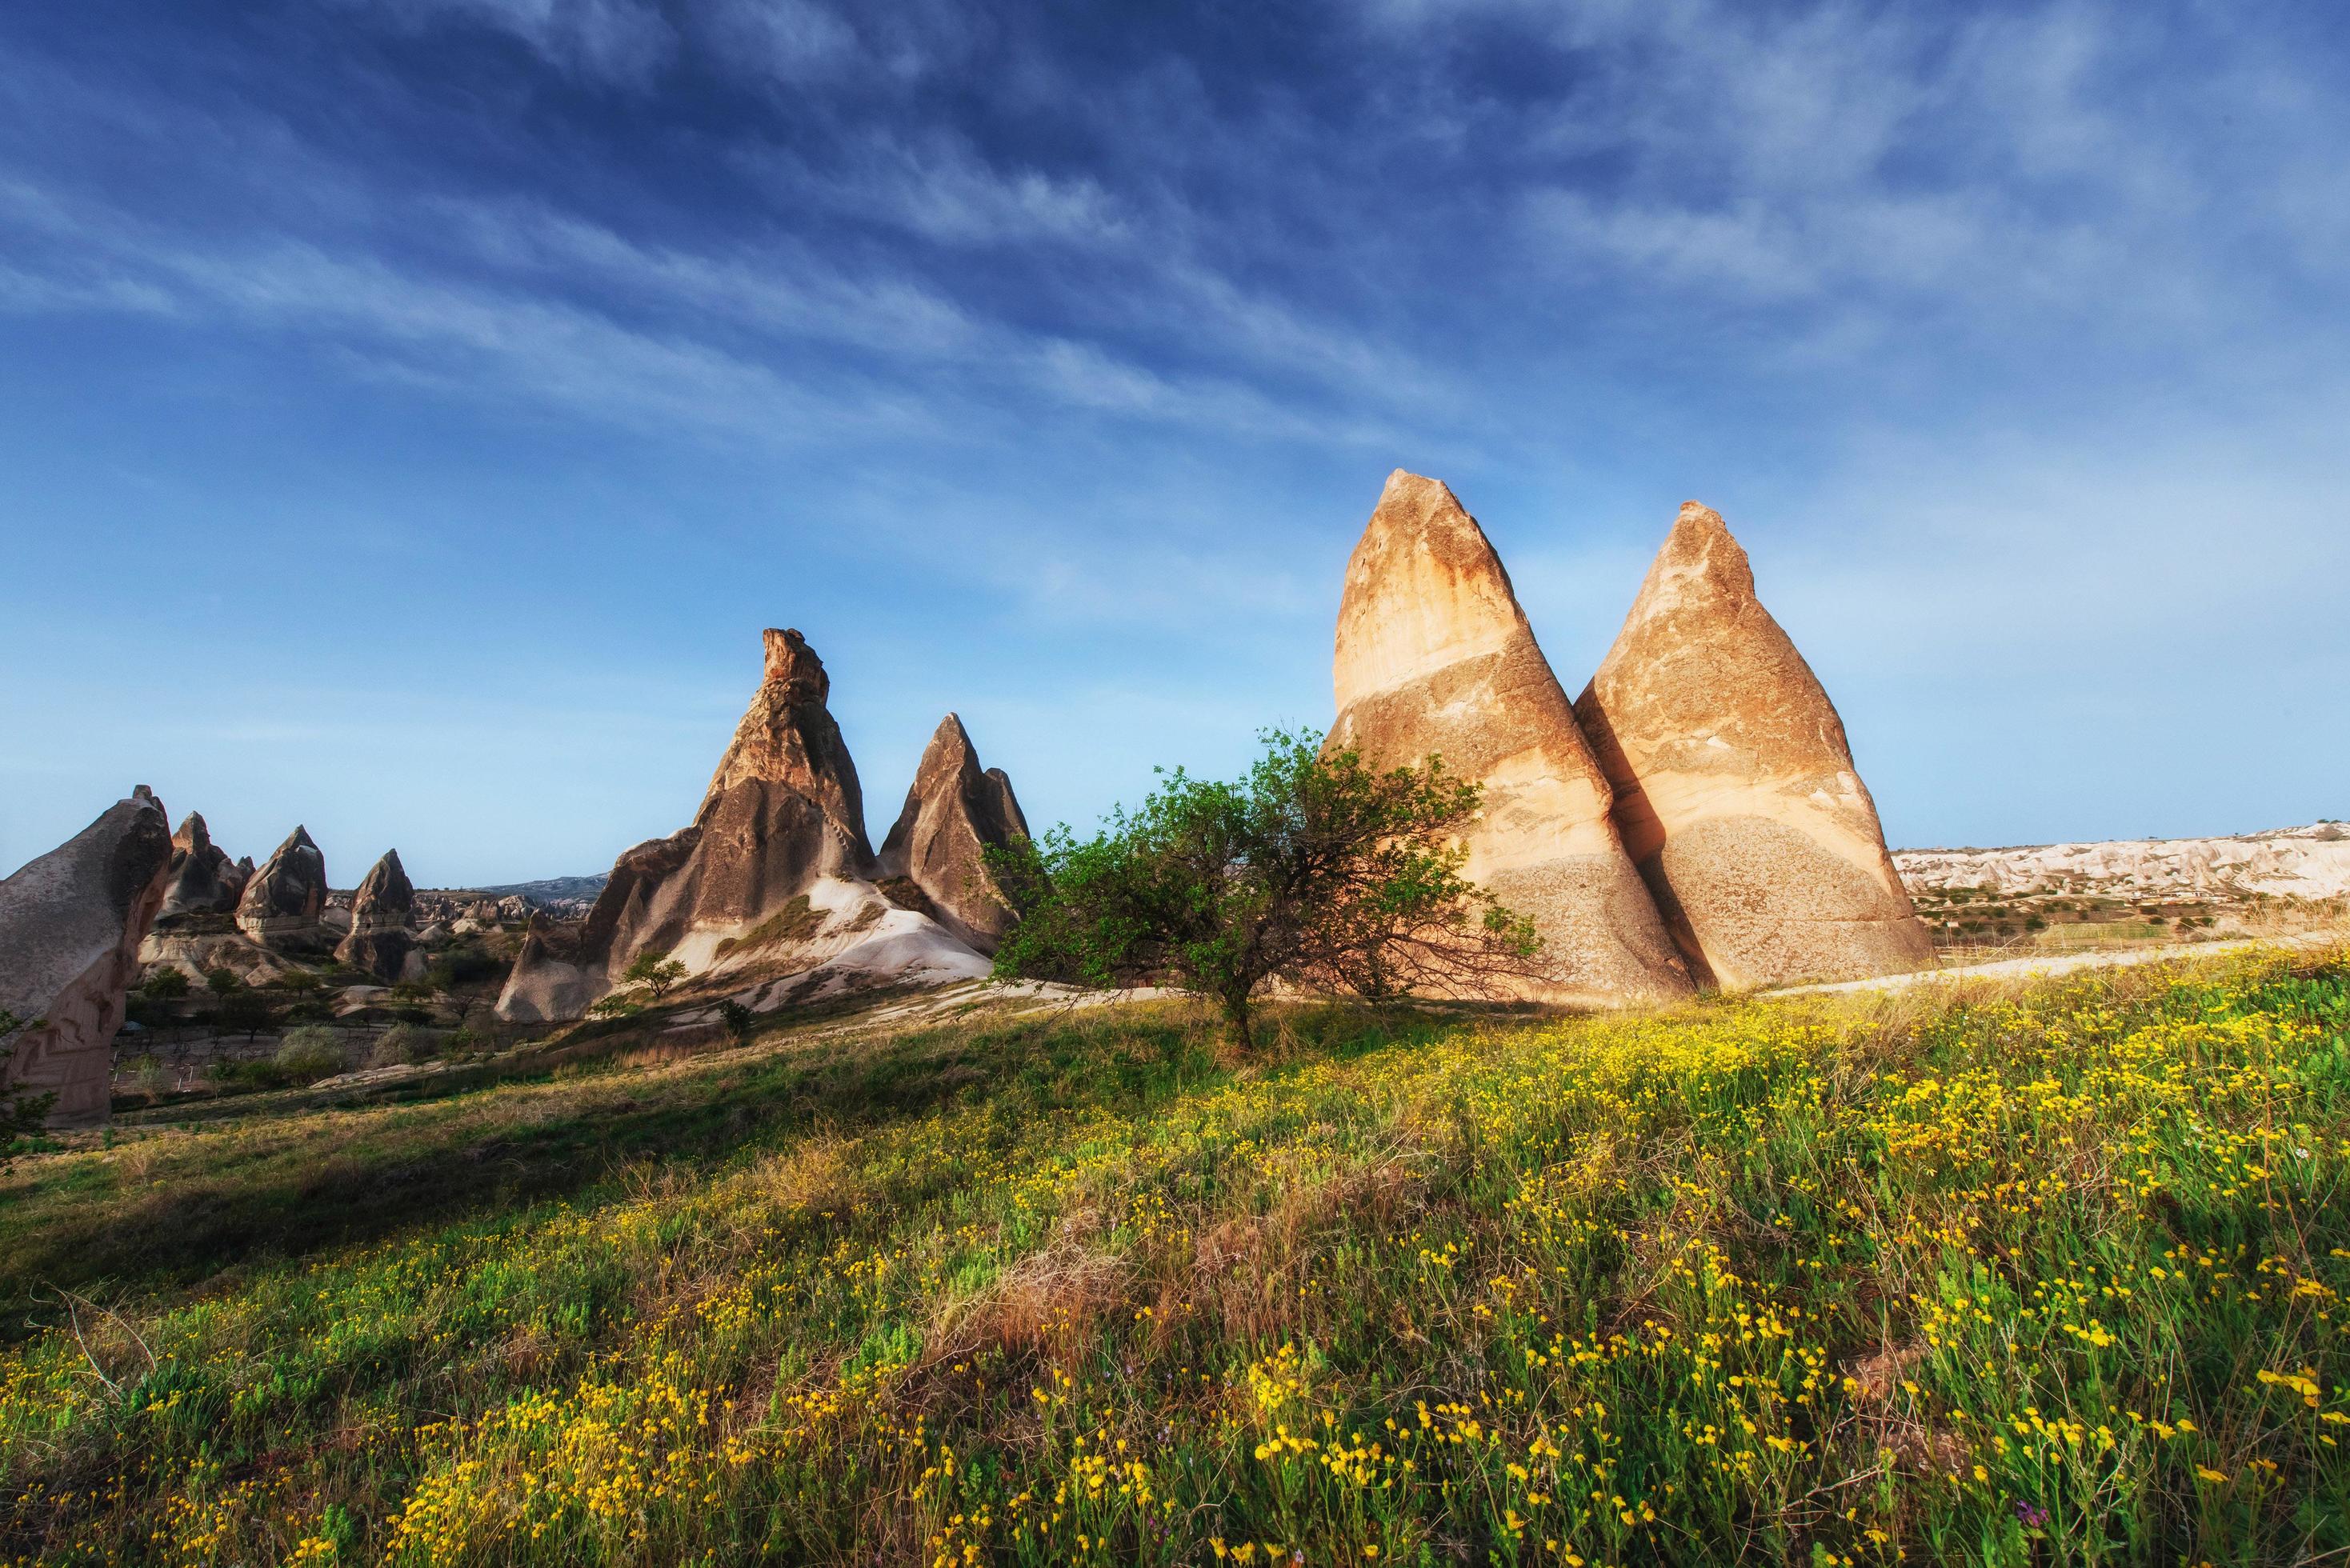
[1896,821,2350,901]
[474,874,609,905]
[406,874,609,916]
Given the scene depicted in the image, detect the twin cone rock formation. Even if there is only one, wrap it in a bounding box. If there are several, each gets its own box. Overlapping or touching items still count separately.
[1330,472,1928,1000]
[497,630,1030,1022]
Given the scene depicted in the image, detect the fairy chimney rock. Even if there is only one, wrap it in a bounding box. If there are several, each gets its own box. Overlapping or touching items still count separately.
[0,787,174,1126]
[499,627,878,1021]
[235,826,328,946]
[876,714,1031,953]
[1573,502,1935,989]
[336,849,418,981]
[1328,470,1691,1006]
[157,810,250,924]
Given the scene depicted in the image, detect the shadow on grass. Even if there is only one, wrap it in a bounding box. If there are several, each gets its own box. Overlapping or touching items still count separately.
[0,997,1462,1342]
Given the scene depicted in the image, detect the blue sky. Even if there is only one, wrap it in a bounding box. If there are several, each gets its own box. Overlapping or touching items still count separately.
[4,0,2346,886]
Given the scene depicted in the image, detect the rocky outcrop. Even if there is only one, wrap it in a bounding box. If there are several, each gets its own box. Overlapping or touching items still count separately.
[236,826,328,948]
[875,714,1030,953]
[1575,502,1934,990]
[498,628,883,1020]
[156,813,250,926]
[0,787,174,1126]
[496,917,599,1025]
[336,849,416,982]
[1328,471,1692,1006]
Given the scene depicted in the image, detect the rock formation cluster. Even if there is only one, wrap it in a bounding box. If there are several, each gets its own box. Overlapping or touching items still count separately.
[498,629,1025,1022]
[1330,471,1930,998]
[0,787,174,1126]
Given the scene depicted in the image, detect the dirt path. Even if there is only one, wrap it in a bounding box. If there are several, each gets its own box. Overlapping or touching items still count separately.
[1769,928,2348,998]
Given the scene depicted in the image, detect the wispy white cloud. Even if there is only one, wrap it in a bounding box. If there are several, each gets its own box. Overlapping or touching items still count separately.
[335,0,679,86]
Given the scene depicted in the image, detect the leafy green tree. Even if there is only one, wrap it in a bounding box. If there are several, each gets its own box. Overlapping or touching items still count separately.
[622,950,689,1003]
[140,967,190,1001]
[988,728,1540,1050]
[719,1000,754,1045]
[205,967,242,995]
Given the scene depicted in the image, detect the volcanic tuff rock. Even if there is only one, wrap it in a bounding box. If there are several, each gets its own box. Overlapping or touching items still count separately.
[876,714,1031,952]
[0,788,174,1126]
[156,812,250,925]
[496,917,599,1026]
[498,628,883,1019]
[1574,502,1934,990]
[236,826,328,946]
[1327,471,1692,1006]
[336,849,417,982]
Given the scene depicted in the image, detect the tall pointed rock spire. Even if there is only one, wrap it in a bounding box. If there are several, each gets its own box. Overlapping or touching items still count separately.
[336,849,417,981]
[235,826,326,946]
[876,713,1031,953]
[499,627,878,1019]
[1328,471,1692,1006]
[1574,502,1935,989]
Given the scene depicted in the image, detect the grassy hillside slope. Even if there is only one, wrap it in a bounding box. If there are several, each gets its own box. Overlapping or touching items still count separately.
[2,949,2347,1566]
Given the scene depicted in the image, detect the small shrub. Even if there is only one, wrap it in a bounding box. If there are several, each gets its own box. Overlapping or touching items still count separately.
[367,1024,438,1069]
[272,1026,346,1083]
[126,1054,174,1102]
[713,899,821,959]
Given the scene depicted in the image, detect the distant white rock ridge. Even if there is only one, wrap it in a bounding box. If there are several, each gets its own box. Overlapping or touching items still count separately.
[1894,823,2350,902]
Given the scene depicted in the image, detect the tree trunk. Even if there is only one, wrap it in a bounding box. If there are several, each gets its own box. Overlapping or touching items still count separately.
[1220,992,1255,1054]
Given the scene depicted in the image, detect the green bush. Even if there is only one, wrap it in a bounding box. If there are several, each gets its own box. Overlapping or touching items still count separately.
[126,1055,174,1101]
[366,1024,438,1069]
[271,1027,346,1083]
[140,968,190,1001]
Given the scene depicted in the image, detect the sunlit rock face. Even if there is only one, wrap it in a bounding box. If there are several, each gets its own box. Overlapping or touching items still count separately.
[1574,502,1935,990]
[1327,470,1693,1007]
[0,787,174,1127]
[498,627,888,1020]
[875,713,1030,954]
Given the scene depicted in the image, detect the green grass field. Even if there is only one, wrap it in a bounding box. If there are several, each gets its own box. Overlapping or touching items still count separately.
[2,947,2347,1566]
